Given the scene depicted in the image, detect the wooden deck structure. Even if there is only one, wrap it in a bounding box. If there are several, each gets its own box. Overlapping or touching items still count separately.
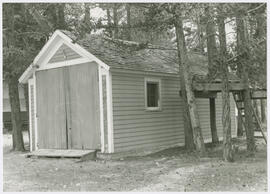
[180,81,266,99]
[188,80,267,143]
[26,149,97,161]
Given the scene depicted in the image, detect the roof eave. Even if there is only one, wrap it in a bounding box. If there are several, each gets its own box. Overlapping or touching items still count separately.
[18,64,35,84]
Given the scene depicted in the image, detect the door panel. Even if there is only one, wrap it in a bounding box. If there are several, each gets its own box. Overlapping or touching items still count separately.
[67,62,100,149]
[36,68,67,149]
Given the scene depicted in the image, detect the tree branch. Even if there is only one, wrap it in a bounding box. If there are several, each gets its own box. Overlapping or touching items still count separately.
[247,3,266,14]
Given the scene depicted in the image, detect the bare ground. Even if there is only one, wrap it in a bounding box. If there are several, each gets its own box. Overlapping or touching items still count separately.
[3,132,267,192]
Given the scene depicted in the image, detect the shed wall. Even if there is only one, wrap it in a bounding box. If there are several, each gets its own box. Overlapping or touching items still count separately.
[111,71,237,152]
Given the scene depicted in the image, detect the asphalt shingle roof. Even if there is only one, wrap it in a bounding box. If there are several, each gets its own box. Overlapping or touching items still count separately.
[61,30,239,82]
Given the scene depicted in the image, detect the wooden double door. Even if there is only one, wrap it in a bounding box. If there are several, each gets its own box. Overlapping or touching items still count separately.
[36,62,100,150]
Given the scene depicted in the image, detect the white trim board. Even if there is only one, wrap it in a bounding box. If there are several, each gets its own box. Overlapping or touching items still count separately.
[110,68,179,78]
[39,39,64,68]
[107,71,114,153]
[28,79,34,152]
[33,31,59,66]
[33,73,38,150]
[37,57,91,71]
[98,67,114,153]
[144,77,162,111]
[99,66,106,153]
[56,30,109,70]
[19,30,110,84]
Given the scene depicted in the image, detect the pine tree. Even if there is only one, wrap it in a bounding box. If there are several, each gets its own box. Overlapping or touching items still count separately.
[236,8,256,153]
[205,4,219,144]
[174,4,206,155]
[217,4,233,162]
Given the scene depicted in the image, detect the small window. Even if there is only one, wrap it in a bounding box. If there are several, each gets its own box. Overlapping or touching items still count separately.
[145,78,161,110]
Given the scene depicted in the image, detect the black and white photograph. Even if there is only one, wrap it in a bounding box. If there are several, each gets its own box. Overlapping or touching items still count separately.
[1,1,268,192]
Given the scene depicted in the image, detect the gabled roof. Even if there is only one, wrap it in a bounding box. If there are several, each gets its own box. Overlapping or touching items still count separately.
[19,29,240,83]
[61,30,209,77]
[62,30,240,82]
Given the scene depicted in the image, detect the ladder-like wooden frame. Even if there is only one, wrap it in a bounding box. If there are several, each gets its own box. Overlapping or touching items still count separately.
[233,91,267,144]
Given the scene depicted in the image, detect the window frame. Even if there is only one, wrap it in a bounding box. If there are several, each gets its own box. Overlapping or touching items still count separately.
[144,77,162,111]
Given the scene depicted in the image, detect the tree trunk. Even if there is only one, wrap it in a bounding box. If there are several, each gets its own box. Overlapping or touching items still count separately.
[57,3,66,29]
[205,6,218,77]
[205,6,219,143]
[236,14,256,153]
[80,3,92,35]
[8,78,25,151]
[210,98,219,144]
[217,8,233,162]
[5,4,25,151]
[84,3,91,25]
[196,15,204,53]
[235,16,244,138]
[174,15,206,156]
[26,4,53,35]
[107,8,113,37]
[237,117,244,136]
[255,10,264,39]
[126,3,131,41]
[113,4,119,39]
[183,97,195,151]
[261,99,266,123]
[254,8,266,125]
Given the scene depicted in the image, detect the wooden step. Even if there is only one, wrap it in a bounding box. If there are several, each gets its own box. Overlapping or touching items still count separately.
[26,149,97,161]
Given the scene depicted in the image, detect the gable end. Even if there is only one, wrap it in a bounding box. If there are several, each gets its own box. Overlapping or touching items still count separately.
[48,43,82,64]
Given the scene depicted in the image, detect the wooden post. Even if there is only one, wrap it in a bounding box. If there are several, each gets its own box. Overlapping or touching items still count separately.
[237,114,244,137]
[210,98,219,144]
[261,99,266,123]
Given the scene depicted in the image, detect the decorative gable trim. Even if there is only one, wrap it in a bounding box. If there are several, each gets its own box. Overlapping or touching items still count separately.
[19,30,110,83]
[38,57,91,71]
[56,30,109,70]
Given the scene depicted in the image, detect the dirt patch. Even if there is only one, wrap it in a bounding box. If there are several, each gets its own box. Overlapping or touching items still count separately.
[3,132,267,192]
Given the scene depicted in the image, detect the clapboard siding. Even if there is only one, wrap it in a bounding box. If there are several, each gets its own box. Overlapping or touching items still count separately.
[111,71,237,152]
[48,44,82,63]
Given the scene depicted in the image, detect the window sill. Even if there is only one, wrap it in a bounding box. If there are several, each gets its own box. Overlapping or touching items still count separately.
[145,107,162,112]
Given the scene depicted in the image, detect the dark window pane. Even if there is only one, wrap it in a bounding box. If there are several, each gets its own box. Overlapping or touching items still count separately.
[147,82,159,107]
